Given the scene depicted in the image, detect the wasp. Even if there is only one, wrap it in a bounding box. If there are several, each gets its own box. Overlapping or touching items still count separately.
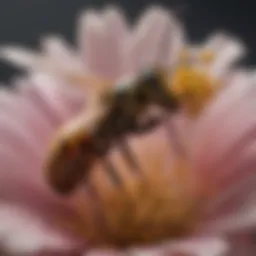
[44,67,180,195]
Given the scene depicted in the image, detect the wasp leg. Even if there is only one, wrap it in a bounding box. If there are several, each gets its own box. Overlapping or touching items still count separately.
[118,138,141,173]
[101,157,122,186]
[116,116,162,173]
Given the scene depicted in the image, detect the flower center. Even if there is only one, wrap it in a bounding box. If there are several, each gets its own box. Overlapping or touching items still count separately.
[63,151,202,249]
[51,49,217,249]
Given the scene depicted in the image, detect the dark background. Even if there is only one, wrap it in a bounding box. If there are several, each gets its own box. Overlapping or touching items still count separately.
[0,0,254,83]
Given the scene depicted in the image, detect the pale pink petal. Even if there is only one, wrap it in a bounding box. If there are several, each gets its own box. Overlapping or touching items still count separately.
[128,246,168,256]
[0,76,84,220]
[86,250,124,256]
[0,90,52,192]
[0,46,40,70]
[0,204,83,255]
[227,233,256,256]
[206,33,246,78]
[125,6,184,73]
[191,72,256,175]
[102,7,129,77]
[129,237,228,256]
[191,70,253,148]
[0,128,74,221]
[199,95,256,175]
[0,46,85,81]
[29,73,85,120]
[166,237,229,256]
[203,204,256,235]
[211,140,256,197]
[40,36,80,65]
[197,144,256,234]
[78,8,128,78]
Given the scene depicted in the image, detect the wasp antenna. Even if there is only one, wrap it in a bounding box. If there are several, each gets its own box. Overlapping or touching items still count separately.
[118,139,141,173]
[101,157,122,186]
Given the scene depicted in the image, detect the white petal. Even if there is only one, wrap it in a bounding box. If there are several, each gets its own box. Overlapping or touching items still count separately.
[40,35,84,71]
[78,8,128,79]
[126,6,184,73]
[129,237,228,256]
[41,36,75,60]
[0,204,83,255]
[226,233,256,256]
[191,71,256,172]
[203,197,256,234]
[86,249,124,256]
[102,7,128,77]
[0,45,86,85]
[207,33,246,78]
[0,46,41,69]
[167,237,229,256]
[202,141,256,223]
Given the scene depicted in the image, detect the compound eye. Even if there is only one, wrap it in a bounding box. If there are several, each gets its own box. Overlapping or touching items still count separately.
[139,68,161,87]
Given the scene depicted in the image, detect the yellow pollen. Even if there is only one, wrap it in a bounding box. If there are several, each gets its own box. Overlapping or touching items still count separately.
[62,158,201,249]
[171,65,215,116]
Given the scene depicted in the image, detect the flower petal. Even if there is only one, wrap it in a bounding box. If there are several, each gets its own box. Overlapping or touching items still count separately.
[29,73,85,120]
[206,33,246,78]
[40,36,80,65]
[0,45,85,82]
[227,232,256,256]
[129,237,228,256]
[191,71,256,175]
[78,7,128,78]
[0,46,41,70]
[126,6,184,73]
[202,193,256,235]
[0,204,83,255]
[166,237,229,256]
[86,249,123,256]
[0,76,85,218]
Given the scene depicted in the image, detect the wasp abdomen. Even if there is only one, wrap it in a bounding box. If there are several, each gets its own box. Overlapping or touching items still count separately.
[45,132,95,195]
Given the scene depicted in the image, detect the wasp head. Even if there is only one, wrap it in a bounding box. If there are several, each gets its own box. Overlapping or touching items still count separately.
[136,68,180,111]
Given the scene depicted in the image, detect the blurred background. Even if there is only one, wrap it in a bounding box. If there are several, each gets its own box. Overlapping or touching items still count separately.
[0,0,254,83]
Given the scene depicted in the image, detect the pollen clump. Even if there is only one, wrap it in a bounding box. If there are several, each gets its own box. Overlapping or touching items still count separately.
[171,66,215,116]
[170,49,217,116]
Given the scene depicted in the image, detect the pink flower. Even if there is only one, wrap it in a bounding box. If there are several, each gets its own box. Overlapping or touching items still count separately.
[0,5,255,256]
